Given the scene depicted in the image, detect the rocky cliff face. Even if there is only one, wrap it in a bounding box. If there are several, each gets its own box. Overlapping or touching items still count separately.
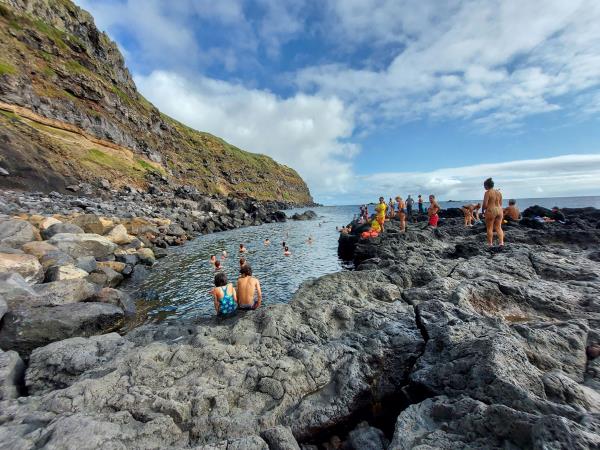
[0,0,313,204]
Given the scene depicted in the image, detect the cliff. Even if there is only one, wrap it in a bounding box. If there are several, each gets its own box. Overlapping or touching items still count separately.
[0,0,313,204]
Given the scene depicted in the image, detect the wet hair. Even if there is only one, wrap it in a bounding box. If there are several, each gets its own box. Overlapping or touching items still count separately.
[240,264,252,276]
[284,246,289,251]
[214,271,227,287]
[239,243,244,249]
[509,199,516,205]
[484,177,494,189]
[214,260,221,269]
[239,257,246,266]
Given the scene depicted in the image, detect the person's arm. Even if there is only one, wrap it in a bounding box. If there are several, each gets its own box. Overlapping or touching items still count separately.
[255,279,262,309]
[212,289,219,314]
[482,191,489,214]
[232,285,238,305]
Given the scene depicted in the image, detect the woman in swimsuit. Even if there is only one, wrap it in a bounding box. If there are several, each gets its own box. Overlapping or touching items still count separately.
[211,271,237,316]
[482,177,504,246]
[395,196,406,232]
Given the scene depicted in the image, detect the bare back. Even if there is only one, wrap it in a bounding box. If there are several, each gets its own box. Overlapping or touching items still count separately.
[484,189,503,218]
[237,276,261,307]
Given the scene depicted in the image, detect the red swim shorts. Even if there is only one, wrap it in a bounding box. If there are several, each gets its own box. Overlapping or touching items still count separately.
[428,214,439,227]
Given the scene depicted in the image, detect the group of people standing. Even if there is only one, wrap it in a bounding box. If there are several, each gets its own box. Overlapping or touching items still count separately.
[356,177,515,247]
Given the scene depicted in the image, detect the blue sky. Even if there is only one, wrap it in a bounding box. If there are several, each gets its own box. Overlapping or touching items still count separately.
[77,0,600,204]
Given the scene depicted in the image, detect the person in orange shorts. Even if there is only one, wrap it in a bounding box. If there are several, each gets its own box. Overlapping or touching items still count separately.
[375,196,387,232]
[428,195,440,227]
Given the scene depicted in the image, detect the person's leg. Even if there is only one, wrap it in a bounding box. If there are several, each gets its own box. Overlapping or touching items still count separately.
[485,215,494,245]
[494,215,504,245]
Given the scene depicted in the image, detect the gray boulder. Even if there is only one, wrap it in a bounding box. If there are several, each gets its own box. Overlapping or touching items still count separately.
[48,233,117,259]
[260,426,300,450]
[26,333,133,395]
[0,303,124,355]
[34,279,99,305]
[0,219,37,248]
[42,222,85,239]
[89,287,136,316]
[0,349,24,400]
[345,422,388,450]
[75,255,98,273]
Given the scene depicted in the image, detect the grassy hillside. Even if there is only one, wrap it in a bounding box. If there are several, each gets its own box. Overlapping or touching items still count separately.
[0,0,313,204]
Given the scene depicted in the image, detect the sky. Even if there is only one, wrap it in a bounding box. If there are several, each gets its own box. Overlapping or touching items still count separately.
[76,0,600,205]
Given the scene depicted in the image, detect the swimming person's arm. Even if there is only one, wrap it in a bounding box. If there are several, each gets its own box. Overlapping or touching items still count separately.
[255,279,262,309]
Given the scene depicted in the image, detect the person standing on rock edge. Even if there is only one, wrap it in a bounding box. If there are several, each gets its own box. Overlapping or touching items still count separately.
[428,195,440,227]
[418,194,424,215]
[375,197,387,232]
[406,195,414,221]
[396,196,406,232]
[388,198,395,219]
[212,271,237,316]
[237,263,262,310]
[482,177,504,246]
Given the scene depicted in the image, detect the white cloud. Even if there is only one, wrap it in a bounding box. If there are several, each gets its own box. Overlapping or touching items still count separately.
[299,0,600,130]
[135,71,357,197]
[343,154,600,204]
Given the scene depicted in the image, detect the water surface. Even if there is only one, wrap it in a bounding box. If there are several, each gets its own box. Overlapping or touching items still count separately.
[137,206,356,321]
[137,196,599,322]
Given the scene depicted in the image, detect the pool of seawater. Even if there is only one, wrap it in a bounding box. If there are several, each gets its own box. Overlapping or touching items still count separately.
[135,206,356,322]
[133,196,599,323]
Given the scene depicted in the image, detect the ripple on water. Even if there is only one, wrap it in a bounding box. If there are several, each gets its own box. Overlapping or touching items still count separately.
[135,206,356,322]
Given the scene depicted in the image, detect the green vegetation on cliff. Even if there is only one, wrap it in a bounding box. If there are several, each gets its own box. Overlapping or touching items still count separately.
[0,0,313,204]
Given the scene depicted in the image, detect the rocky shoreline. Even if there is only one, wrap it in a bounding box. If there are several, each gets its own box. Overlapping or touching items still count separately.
[0,187,315,360]
[0,204,599,449]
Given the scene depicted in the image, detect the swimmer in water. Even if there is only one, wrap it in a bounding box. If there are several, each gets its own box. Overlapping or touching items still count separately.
[264,238,270,246]
[214,260,222,271]
[222,250,227,259]
[209,255,217,266]
[307,236,313,244]
[482,177,504,246]
[239,257,246,268]
[239,243,247,253]
[284,246,291,256]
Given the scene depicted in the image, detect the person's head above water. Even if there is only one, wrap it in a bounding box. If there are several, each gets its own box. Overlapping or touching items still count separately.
[284,246,289,251]
[239,243,244,249]
[210,255,216,260]
[239,257,245,267]
[509,199,516,206]
[240,264,252,276]
[214,260,221,269]
[214,271,227,287]
[484,177,494,190]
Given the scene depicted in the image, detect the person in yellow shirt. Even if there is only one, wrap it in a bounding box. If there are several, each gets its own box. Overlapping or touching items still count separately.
[370,217,382,232]
[375,196,387,232]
